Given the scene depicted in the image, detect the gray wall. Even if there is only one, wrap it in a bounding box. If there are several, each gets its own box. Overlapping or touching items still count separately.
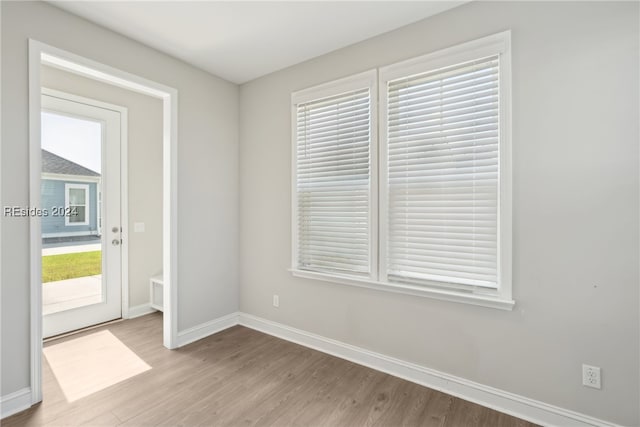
[239,2,639,425]
[1,1,239,398]
[41,64,163,310]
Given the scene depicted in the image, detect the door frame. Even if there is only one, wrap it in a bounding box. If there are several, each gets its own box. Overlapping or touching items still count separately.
[28,39,179,405]
[41,87,129,335]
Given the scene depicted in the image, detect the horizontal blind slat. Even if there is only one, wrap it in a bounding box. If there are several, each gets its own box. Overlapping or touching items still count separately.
[388,130,498,150]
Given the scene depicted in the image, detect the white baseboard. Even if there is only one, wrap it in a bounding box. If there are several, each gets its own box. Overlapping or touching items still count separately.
[1,387,32,419]
[177,312,240,347]
[237,313,621,427]
[126,303,156,319]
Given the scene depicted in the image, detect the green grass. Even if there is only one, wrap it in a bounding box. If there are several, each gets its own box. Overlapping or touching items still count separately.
[42,251,102,283]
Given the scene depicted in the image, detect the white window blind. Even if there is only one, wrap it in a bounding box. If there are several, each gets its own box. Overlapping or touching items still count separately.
[295,87,372,277]
[385,55,500,289]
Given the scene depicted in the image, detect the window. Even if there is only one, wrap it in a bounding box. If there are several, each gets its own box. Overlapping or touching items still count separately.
[292,32,512,309]
[292,70,377,280]
[65,183,90,226]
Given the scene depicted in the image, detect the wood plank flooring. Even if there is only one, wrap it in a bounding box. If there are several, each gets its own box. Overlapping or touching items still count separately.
[4,313,538,427]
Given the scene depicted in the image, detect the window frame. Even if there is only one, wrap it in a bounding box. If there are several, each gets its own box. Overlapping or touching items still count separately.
[65,183,90,226]
[290,31,513,310]
[379,31,513,306]
[291,69,378,281]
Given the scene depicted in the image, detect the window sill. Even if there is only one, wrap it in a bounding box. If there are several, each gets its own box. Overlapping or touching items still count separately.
[290,269,515,311]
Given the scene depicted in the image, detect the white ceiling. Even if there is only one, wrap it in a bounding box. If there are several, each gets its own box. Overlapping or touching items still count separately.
[48,1,466,84]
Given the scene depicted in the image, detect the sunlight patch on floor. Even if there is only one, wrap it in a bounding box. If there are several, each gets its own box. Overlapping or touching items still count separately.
[43,329,151,402]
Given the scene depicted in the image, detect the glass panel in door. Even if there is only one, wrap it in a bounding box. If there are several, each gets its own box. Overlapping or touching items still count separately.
[41,111,103,316]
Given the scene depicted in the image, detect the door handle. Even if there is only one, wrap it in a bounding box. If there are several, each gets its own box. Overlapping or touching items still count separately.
[112,226,120,233]
[112,239,121,246]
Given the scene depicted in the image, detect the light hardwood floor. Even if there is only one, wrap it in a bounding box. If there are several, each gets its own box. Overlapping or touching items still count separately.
[4,313,538,427]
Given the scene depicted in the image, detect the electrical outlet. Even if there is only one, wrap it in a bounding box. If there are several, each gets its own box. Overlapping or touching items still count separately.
[273,294,279,308]
[582,364,601,389]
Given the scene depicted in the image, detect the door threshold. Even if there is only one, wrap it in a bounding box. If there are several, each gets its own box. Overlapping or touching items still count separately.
[43,318,123,343]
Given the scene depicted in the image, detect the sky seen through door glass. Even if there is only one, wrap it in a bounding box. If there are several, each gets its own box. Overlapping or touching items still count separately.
[42,112,102,174]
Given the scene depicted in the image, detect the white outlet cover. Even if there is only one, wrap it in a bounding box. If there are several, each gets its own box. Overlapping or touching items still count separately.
[582,364,601,389]
[134,222,145,233]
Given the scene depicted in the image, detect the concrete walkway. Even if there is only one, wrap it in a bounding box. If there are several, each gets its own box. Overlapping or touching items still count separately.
[42,243,103,315]
[43,275,102,315]
[43,243,101,256]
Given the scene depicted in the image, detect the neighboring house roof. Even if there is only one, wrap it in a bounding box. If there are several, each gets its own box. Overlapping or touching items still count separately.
[42,149,100,177]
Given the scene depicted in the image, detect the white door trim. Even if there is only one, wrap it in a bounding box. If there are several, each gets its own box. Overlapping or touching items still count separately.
[28,39,179,406]
[41,88,129,334]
